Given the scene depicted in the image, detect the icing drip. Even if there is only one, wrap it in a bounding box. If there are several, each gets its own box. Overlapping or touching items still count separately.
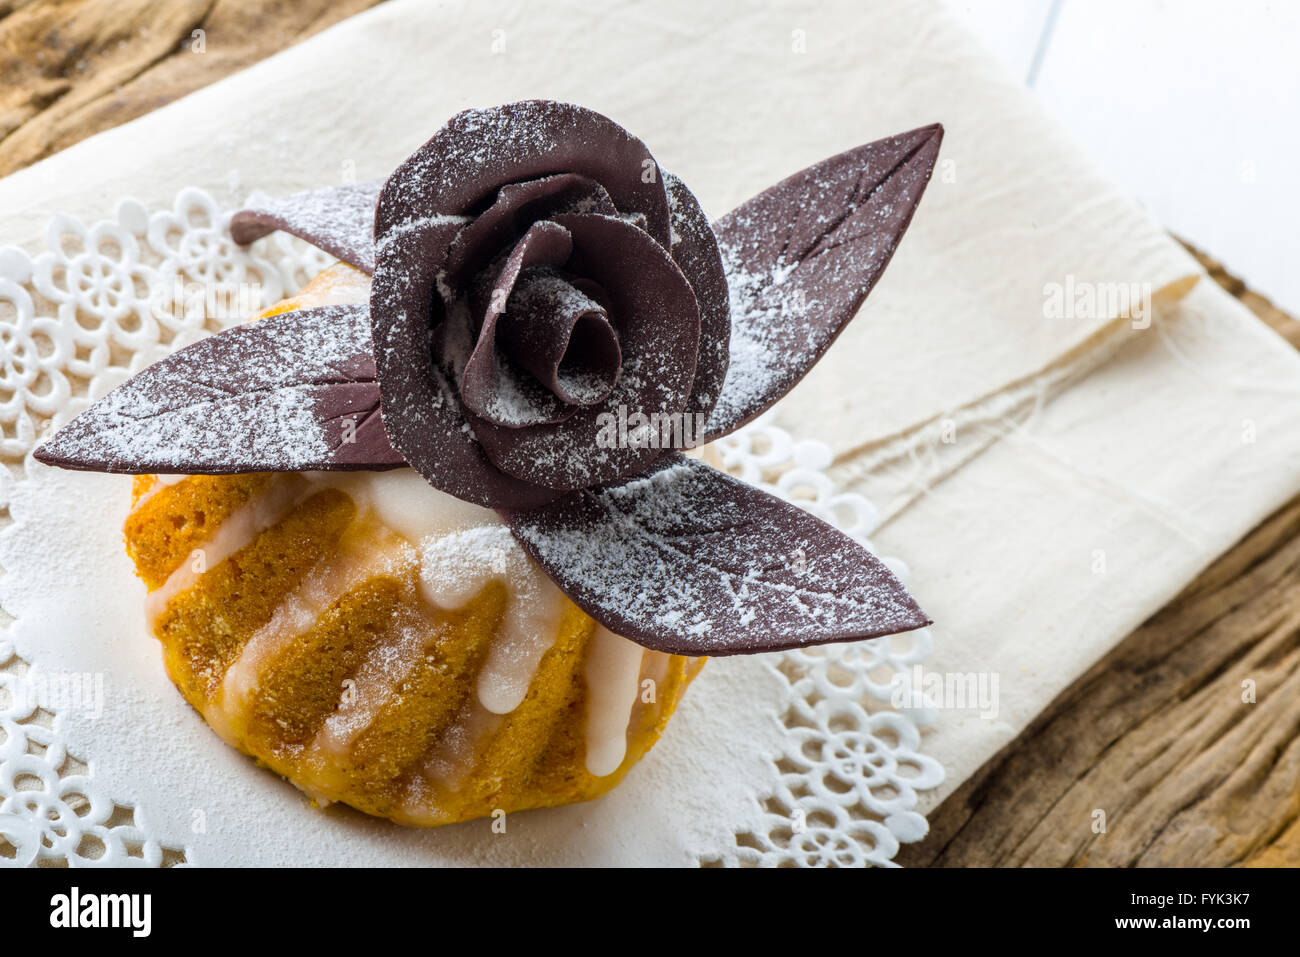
[144,474,312,629]
[642,647,672,688]
[583,626,645,776]
[218,528,410,718]
[306,468,571,714]
[418,525,569,715]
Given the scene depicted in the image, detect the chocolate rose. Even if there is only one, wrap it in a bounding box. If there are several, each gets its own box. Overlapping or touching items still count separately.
[368,101,730,509]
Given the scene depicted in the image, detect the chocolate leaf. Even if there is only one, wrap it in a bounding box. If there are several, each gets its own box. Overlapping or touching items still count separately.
[33,304,405,474]
[703,124,943,441]
[503,453,929,655]
[231,180,382,274]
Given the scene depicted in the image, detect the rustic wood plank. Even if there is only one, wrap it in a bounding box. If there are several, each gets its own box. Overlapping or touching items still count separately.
[899,247,1300,867]
[0,0,387,177]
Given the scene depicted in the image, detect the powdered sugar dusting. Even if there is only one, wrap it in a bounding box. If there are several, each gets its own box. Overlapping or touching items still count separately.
[374,213,472,253]
[380,100,671,247]
[507,454,927,655]
[231,180,383,273]
[37,304,395,473]
[706,240,819,438]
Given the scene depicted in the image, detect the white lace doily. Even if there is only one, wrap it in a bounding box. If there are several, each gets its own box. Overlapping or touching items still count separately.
[0,188,942,867]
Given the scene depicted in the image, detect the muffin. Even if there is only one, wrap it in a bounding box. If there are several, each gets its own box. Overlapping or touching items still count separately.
[118,263,703,827]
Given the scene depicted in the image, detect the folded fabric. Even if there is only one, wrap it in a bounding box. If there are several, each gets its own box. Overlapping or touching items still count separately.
[863,277,1300,806]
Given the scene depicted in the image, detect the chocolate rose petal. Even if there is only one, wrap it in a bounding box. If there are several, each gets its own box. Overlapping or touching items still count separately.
[503,453,930,655]
[469,213,700,491]
[370,216,564,509]
[663,172,730,418]
[497,271,621,407]
[443,174,617,287]
[702,124,943,441]
[375,100,672,249]
[231,180,383,274]
[33,304,405,474]
[459,220,579,428]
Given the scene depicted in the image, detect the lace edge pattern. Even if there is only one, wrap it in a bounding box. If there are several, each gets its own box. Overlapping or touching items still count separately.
[0,188,328,867]
[696,421,943,867]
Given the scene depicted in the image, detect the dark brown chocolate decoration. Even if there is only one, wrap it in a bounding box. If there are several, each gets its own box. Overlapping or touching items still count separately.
[464,213,700,491]
[374,100,672,249]
[33,304,405,474]
[370,213,565,510]
[38,101,945,658]
[443,174,618,287]
[459,219,581,428]
[497,273,621,408]
[369,102,724,507]
[702,124,943,441]
[503,453,930,655]
[231,181,382,274]
[664,172,730,417]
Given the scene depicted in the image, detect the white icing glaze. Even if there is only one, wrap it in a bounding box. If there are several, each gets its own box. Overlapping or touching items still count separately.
[302,468,493,542]
[642,647,672,688]
[307,468,572,715]
[142,464,654,792]
[418,525,569,715]
[143,474,312,629]
[583,626,645,776]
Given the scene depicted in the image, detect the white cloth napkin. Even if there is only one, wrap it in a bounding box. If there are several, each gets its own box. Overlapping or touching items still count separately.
[3,0,1298,821]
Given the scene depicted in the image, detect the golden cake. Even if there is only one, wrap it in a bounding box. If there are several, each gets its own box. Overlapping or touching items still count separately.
[122,264,704,828]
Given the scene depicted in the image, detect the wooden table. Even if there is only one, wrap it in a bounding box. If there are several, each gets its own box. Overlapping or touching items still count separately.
[0,0,385,177]
[3,0,1296,867]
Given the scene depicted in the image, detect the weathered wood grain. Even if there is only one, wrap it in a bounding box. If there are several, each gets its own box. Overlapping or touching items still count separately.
[0,0,386,177]
[899,246,1300,867]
